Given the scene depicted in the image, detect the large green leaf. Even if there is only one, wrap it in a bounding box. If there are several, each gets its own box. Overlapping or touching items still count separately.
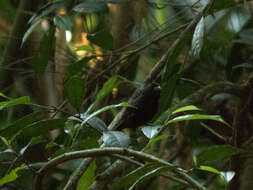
[53,15,73,31]
[21,119,65,138]
[191,17,205,57]
[198,145,241,164]
[157,40,185,116]
[77,161,96,190]
[0,164,25,187]
[0,112,46,140]
[63,77,85,110]
[33,26,55,75]
[67,56,94,76]
[87,30,113,50]
[0,96,30,111]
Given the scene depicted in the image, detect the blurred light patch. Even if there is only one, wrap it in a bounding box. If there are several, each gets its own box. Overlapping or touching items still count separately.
[66,30,72,42]
[112,88,118,98]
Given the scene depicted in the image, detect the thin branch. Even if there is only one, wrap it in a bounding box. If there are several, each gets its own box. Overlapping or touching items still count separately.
[35,147,207,190]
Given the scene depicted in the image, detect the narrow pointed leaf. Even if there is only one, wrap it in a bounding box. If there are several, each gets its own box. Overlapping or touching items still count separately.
[172,105,201,115]
[199,165,220,174]
[167,114,230,126]
[0,96,30,110]
[77,161,96,190]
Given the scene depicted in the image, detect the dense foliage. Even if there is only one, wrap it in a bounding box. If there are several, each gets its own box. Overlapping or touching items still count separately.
[0,0,253,190]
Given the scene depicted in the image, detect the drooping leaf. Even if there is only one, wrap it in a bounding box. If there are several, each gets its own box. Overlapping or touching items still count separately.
[73,0,108,13]
[142,134,168,152]
[198,145,241,164]
[87,30,113,50]
[63,77,85,110]
[157,40,185,116]
[33,26,55,75]
[0,96,30,111]
[141,125,163,139]
[191,17,205,57]
[199,165,220,174]
[21,119,65,138]
[22,19,42,46]
[166,114,230,126]
[86,117,108,132]
[102,131,130,148]
[81,102,132,126]
[53,14,73,31]
[172,105,201,115]
[77,161,96,190]
[0,111,46,140]
[0,164,25,187]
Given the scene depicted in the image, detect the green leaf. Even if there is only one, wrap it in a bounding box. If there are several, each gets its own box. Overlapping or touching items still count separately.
[74,45,94,52]
[95,75,123,107]
[21,119,65,138]
[191,17,205,57]
[22,19,42,46]
[77,161,96,190]
[141,126,162,139]
[0,92,9,99]
[102,131,130,148]
[198,145,241,164]
[166,114,230,126]
[0,164,25,187]
[87,30,113,50]
[142,135,168,152]
[67,56,94,76]
[53,15,73,31]
[0,111,46,140]
[199,165,220,174]
[0,96,30,110]
[33,26,55,75]
[0,136,10,147]
[157,40,185,115]
[81,102,132,126]
[172,105,201,115]
[120,163,175,188]
[73,0,108,13]
[64,77,85,110]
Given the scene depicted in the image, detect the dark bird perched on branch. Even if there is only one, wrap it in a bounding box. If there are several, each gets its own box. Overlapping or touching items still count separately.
[114,83,161,130]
